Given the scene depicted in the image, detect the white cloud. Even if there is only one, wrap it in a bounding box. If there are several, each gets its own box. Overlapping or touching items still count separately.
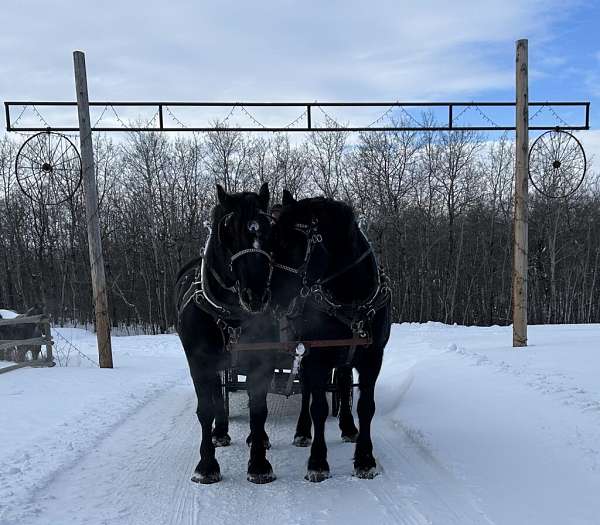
[578,129,600,171]
[0,0,576,104]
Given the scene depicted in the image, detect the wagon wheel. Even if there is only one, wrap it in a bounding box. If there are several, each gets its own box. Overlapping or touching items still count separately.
[528,128,586,199]
[15,131,82,206]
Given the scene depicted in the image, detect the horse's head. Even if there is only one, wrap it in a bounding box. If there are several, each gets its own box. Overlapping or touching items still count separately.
[272,190,357,306]
[213,182,273,313]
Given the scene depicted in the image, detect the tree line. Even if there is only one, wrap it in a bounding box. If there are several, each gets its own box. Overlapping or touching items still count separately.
[0,124,599,334]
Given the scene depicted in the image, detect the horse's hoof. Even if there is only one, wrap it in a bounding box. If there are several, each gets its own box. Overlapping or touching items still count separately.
[341,432,358,443]
[247,470,276,484]
[212,434,232,447]
[191,471,222,484]
[305,469,330,482]
[293,435,312,447]
[353,466,379,479]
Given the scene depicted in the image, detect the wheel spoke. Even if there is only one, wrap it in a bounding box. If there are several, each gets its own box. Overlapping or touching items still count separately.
[529,130,586,199]
[15,131,82,205]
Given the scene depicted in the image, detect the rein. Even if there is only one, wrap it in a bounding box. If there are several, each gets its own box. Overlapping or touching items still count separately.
[272,221,373,289]
[178,208,275,344]
[217,211,274,275]
[273,218,390,354]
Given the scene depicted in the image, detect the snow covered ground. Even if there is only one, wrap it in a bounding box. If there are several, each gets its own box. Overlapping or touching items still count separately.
[1,323,599,525]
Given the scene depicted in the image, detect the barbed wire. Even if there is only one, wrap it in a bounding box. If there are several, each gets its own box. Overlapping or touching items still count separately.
[54,329,99,367]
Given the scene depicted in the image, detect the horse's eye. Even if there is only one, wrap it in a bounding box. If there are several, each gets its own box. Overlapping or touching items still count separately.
[248,220,260,232]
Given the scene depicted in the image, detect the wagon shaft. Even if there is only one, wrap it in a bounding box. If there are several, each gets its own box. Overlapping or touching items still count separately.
[227,337,371,353]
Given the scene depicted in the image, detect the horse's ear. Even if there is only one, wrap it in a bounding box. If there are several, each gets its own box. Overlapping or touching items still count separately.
[216,184,232,208]
[282,189,296,206]
[258,182,269,211]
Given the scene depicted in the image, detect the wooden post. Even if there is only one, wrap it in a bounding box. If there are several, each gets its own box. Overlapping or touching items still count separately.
[44,320,53,363]
[513,39,529,347]
[73,51,113,367]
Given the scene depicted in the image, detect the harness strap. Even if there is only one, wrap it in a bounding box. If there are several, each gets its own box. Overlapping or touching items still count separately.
[319,247,373,286]
[230,248,272,264]
[272,262,302,274]
[209,266,237,293]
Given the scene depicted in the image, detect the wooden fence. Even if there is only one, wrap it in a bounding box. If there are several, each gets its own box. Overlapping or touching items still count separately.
[0,315,54,374]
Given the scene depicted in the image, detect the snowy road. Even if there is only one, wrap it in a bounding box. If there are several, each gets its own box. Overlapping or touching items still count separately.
[2,323,600,524]
[21,386,491,525]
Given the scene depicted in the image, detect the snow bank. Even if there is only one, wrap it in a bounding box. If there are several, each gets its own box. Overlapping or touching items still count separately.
[0,328,189,523]
[1,323,600,524]
[0,309,18,319]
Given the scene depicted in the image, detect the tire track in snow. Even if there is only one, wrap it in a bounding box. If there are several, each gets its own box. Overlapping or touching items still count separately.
[19,383,495,525]
[371,423,495,525]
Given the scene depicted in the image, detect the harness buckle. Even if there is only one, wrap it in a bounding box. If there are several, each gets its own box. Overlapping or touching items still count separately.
[311,233,323,244]
[351,319,368,339]
[228,326,241,344]
[300,286,310,298]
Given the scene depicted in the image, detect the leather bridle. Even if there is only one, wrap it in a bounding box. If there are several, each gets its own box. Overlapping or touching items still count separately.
[208,210,275,312]
[273,219,373,295]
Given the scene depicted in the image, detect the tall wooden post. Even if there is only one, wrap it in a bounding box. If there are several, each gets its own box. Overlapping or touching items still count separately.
[73,51,113,367]
[513,39,529,347]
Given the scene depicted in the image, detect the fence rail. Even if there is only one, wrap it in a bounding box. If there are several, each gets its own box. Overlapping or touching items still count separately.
[0,314,54,374]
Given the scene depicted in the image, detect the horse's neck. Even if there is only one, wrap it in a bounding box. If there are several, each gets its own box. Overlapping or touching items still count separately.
[325,230,377,303]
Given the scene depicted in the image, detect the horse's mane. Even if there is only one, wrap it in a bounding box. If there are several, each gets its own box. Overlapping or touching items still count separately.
[291,197,358,247]
[175,256,203,284]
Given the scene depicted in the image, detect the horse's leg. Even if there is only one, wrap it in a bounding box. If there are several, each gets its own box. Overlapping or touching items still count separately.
[305,365,330,482]
[246,364,276,483]
[337,366,358,442]
[212,373,231,447]
[293,367,312,447]
[245,432,272,450]
[187,358,222,484]
[353,355,383,479]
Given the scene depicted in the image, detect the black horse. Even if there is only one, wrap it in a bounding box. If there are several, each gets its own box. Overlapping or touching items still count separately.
[272,191,391,481]
[175,183,278,484]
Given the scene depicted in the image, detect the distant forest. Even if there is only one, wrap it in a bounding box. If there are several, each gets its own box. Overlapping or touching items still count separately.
[1,125,599,333]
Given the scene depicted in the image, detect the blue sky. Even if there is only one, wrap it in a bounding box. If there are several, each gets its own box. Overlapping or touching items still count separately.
[1,0,599,155]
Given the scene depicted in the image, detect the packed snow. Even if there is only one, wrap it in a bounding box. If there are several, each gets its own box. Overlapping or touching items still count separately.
[1,323,599,524]
[0,310,20,370]
[0,310,18,319]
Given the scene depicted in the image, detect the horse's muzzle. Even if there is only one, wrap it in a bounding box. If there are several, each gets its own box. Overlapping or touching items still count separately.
[240,288,271,313]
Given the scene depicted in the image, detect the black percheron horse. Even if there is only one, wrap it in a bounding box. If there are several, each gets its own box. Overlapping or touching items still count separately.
[272,191,391,481]
[175,183,278,484]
